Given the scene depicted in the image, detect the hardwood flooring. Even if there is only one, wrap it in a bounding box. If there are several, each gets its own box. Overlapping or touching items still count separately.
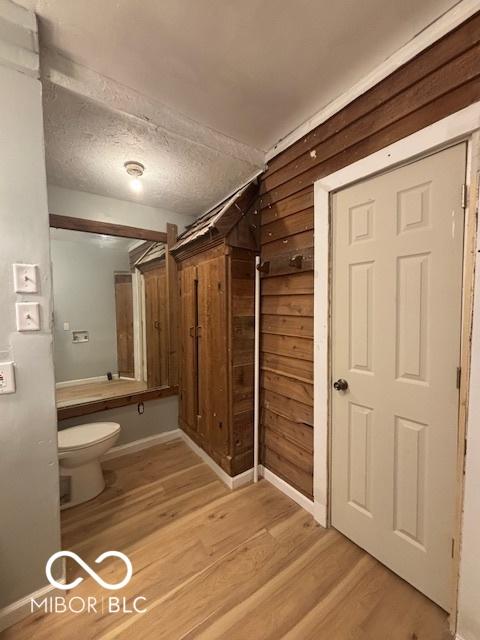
[4,440,452,640]
[56,379,148,407]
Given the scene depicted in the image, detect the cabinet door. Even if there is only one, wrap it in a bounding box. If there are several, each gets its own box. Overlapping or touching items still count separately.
[179,265,197,431]
[197,256,229,456]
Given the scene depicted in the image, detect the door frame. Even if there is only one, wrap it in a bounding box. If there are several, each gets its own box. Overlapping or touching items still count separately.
[313,101,480,624]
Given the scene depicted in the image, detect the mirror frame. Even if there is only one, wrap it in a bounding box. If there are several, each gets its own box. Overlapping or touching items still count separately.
[49,214,179,420]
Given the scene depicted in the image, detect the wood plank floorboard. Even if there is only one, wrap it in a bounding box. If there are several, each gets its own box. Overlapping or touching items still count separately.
[3,440,452,640]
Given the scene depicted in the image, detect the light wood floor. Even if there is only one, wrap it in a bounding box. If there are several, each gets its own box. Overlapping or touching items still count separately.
[56,379,148,407]
[4,440,452,640]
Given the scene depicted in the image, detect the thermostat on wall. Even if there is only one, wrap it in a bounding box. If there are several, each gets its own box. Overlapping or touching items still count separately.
[0,362,16,394]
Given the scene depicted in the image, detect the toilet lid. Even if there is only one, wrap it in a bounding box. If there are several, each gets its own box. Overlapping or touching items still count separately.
[58,422,121,451]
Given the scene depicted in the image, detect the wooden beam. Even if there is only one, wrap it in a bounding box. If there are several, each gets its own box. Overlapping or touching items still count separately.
[166,222,179,386]
[49,214,168,243]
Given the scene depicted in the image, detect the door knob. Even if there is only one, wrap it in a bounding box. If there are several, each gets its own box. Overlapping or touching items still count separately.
[333,378,349,391]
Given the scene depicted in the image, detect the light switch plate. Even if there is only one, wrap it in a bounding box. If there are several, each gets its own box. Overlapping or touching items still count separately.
[16,302,40,331]
[13,264,38,293]
[0,361,15,394]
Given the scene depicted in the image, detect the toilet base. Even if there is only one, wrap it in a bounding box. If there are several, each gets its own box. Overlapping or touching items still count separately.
[59,460,106,510]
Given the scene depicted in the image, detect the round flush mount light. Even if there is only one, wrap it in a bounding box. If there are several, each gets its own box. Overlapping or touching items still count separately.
[124,161,145,193]
[124,161,145,177]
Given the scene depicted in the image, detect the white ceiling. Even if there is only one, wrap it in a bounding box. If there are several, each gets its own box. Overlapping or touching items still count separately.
[18,0,460,214]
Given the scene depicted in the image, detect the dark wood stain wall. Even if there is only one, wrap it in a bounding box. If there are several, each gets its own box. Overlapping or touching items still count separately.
[258,12,480,498]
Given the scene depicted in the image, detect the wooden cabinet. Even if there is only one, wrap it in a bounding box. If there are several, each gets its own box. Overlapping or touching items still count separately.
[173,182,258,476]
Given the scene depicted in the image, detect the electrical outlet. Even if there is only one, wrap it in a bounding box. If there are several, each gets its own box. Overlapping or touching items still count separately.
[0,362,15,394]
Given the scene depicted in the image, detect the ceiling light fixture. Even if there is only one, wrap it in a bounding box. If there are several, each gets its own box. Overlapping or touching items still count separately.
[124,161,145,193]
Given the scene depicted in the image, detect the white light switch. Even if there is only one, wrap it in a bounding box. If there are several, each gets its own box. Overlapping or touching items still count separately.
[16,302,40,331]
[13,264,38,293]
[0,361,15,394]
[63,322,70,331]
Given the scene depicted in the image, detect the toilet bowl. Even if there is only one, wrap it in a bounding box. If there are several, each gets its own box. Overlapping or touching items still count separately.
[58,422,121,509]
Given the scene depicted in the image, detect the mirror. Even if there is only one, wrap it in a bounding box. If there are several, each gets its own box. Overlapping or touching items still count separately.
[50,226,172,410]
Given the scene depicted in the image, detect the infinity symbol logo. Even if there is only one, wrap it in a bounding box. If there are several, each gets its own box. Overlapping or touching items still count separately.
[46,551,133,591]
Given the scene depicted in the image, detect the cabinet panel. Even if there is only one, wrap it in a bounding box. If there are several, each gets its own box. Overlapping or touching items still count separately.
[197,256,229,457]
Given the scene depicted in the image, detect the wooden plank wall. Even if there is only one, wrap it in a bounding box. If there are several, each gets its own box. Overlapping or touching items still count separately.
[258,12,480,498]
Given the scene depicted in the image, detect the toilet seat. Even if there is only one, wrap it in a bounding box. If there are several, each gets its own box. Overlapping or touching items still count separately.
[58,422,121,452]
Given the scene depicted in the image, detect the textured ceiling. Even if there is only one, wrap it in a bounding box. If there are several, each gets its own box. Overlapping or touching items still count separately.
[42,81,261,216]
[18,0,460,215]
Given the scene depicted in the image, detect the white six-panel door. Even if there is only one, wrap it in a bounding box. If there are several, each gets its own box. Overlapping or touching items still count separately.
[331,143,467,610]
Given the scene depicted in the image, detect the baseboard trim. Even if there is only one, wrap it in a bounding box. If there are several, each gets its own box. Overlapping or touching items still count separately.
[179,430,254,490]
[231,467,255,490]
[0,577,66,632]
[258,464,316,517]
[455,634,466,640]
[313,501,327,528]
[102,429,181,461]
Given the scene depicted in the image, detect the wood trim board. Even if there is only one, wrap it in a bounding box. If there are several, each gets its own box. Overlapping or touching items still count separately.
[49,214,168,243]
[57,384,179,421]
[166,223,179,386]
[450,130,480,629]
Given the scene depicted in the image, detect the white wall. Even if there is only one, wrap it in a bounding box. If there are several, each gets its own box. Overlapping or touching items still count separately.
[59,395,179,445]
[48,186,187,443]
[0,3,61,612]
[48,184,195,233]
[50,233,130,382]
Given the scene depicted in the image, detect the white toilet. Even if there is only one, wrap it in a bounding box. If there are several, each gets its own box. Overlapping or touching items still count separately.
[58,422,121,510]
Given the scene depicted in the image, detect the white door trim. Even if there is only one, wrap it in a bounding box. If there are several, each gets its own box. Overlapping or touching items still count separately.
[313,100,480,527]
[313,99,480,627]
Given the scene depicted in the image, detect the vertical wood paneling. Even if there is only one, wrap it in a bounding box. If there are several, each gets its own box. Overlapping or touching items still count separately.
[259,11,480,498]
